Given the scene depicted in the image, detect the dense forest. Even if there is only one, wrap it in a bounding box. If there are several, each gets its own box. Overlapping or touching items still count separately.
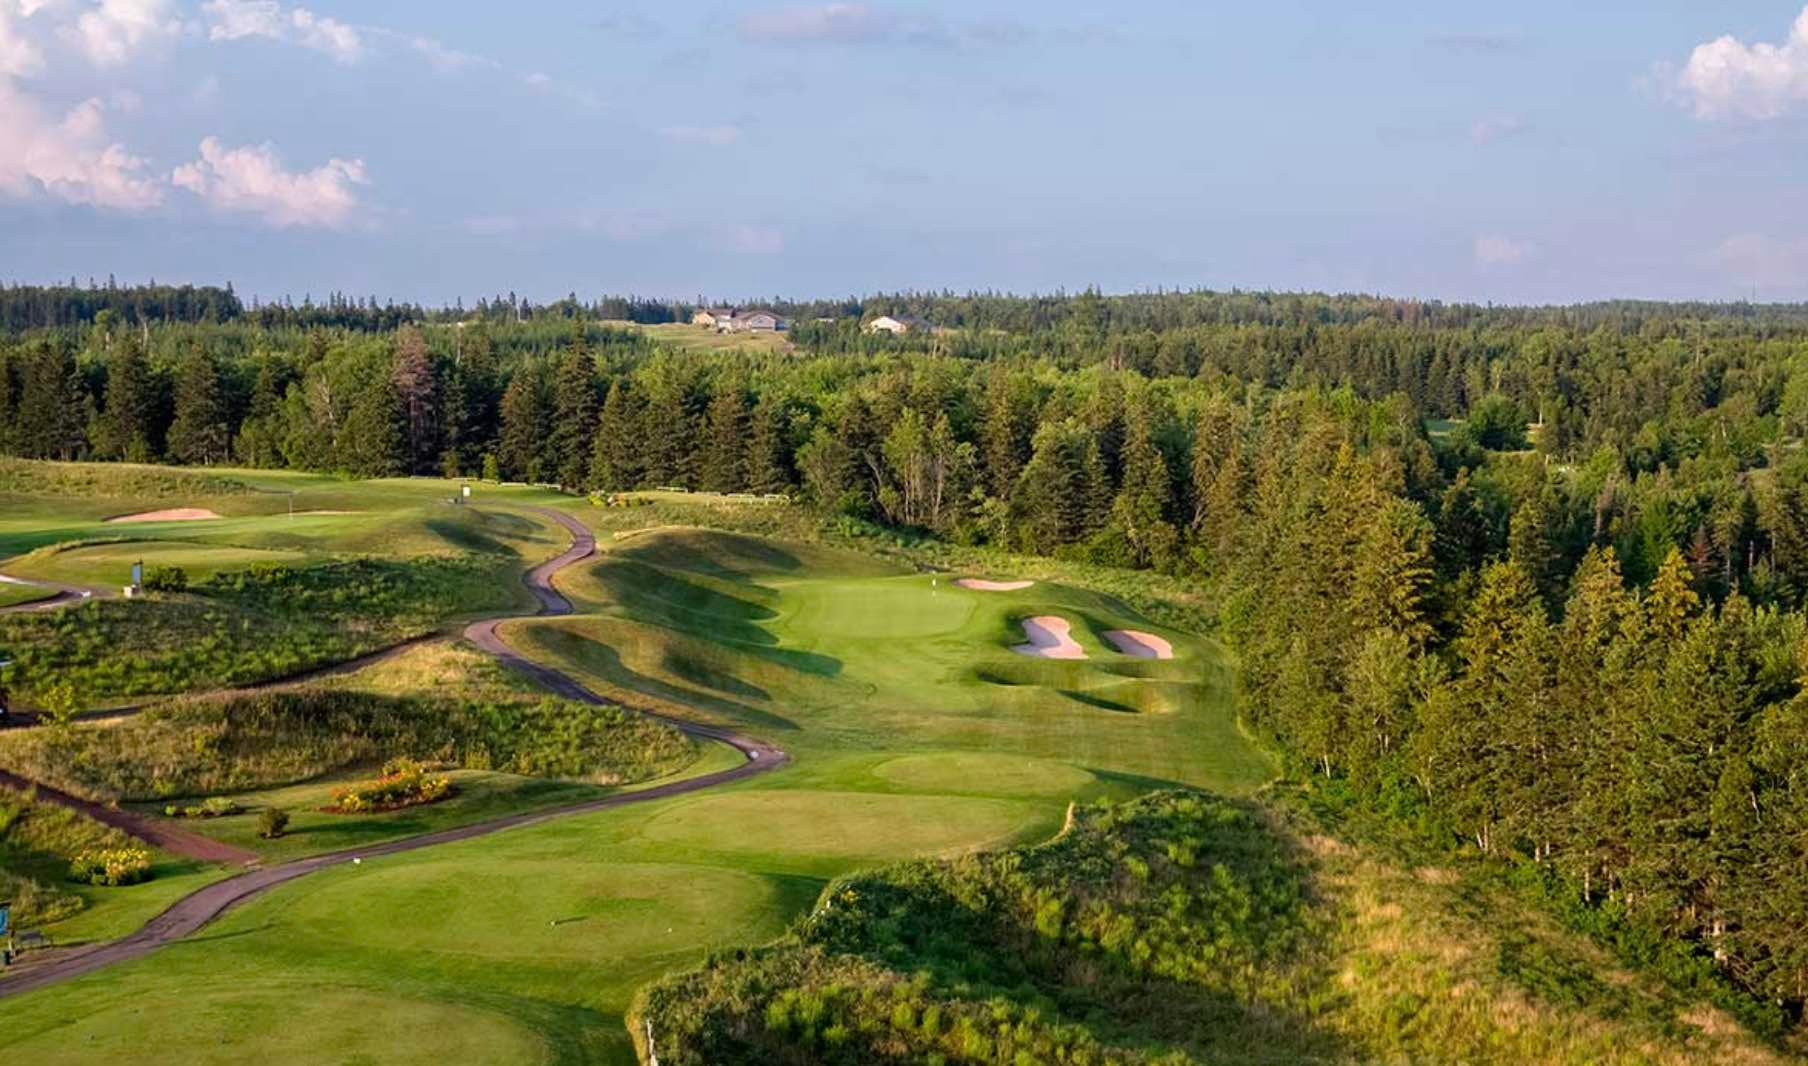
[10,282,1808,1023]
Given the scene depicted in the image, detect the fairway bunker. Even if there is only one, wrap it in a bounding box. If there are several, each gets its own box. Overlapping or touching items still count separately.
[956,578,1034,591]
[1012,616,1087,660]
[105,507,222,523]
[1103,630,1174,660]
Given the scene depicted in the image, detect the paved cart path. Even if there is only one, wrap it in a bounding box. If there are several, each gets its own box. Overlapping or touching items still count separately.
[0,506,788,1000]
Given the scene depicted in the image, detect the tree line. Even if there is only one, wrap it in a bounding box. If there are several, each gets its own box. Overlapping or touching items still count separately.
[11,287,1808,1019]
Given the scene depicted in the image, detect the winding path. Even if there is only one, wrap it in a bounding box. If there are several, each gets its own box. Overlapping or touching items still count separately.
[0,574,103,615]
[0,505,788,1000]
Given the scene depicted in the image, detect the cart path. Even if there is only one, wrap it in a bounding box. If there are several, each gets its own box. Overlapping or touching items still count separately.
[0,573,105,614]
[0,505,788,1001]
[0,768,259,865]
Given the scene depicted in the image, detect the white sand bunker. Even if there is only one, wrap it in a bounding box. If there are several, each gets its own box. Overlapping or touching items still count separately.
[957,578,1035,591]
[106,508,222,524]
[1104,629,1174,660]
[1012,616,1088,660]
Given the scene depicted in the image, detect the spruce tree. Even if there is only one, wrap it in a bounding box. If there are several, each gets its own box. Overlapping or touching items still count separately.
[498,369,549,482]
[392,325,440,475]
[700,382,749,493]
[339,376,405,477]
[590,378,642,491]
[99,332,154,461]
[550,345,597,490]
[167,346,228,465]
[746,391,793,495]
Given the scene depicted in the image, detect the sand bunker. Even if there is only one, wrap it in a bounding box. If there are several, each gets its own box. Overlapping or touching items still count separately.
[105,508,222,524]
[1103,629,1175,660]
[957,578,1035,591]
[1012,616,1087,660]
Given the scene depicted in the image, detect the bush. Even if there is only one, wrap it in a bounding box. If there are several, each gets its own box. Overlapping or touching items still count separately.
[327,758,453,814]
[67,846,152,886]
[258,807,289,839]
[162,796,242,819]
[142,565,189,593]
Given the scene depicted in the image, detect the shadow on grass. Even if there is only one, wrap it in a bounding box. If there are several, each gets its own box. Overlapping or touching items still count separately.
[531,628,803,736]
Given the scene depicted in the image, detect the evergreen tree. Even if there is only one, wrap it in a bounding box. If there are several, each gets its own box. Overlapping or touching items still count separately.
[167,346,228,465]
[392,325,440,475]
[98,332,155,461]
[338,375,405,477]
[590,378,643,491]
[550,344,598,490]
[498,368,549,482]
[700,381,749,493]
[746,391,794,495]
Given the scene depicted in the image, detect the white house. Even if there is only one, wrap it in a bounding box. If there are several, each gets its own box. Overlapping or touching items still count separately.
[726,309,788,333]
[866,314,930,335]
[691,307,736,328]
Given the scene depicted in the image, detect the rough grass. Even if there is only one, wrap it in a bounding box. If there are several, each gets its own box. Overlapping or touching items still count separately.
[0,784,139,928]
[0,458,254,500]
[636,790,1795,1066]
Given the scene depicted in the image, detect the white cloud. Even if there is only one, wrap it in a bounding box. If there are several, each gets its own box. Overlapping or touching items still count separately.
[1675,6,1808,120]
[660,124,741,146]
[1470,116,1529,145]
[201,0,364,64]
[728,223,784,254]
[67,0,179,67]
[409,34,496,73]
[0,82,163,208]
[739,4,949,47]
[1474,234,1533,267]
[0,2,46,78]
[1713,233,1808,290]
[171,136,366,227]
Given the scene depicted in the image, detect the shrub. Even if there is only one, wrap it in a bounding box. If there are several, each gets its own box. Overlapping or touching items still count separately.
[142,565,189,593]
[162,796,242,819]
[327,758,453,814]
[67,846,152,886]
[258,807,290,839]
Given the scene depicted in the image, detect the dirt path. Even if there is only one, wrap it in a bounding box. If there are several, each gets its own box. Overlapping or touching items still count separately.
[0,768,259,865]
[0,505,788,1000]
[0,574,105,615]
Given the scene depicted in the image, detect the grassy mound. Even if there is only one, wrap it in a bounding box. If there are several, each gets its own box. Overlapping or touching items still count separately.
[634,791,1328,1065]
[636,790,1794,1066]
[0,555,519,701]
[0,685,696,803]
[0,458,253,500]
[0,785,143,928]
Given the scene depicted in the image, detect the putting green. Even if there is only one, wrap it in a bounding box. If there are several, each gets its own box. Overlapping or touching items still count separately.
[636,790,1041,860]
[3,988,550,1066]
[278,861,794,963]
[871,752,1097,797]
[782,577,977,639]
[8,540,310,587]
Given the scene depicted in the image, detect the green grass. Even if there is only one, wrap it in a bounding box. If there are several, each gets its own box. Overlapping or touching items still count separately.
[0,580,54,608]
[1,484,1778,1066]
[602,321,793,355]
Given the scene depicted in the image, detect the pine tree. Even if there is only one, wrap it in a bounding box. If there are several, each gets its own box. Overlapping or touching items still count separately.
[338,375,405,477]
[590,378,642,491]
[1110,387,1176,567]
[550,345,598,490]
[99,332,154,461]
[392,325,440,475]
[167,346,228,465]
[498,368,549,482]
[700,382,749,493]
[746,391,793,495]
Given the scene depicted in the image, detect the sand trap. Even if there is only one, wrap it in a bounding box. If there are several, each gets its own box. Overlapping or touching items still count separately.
[957,578,1035,591]
[1103,629,1174,660]
[1012,616,1087,660]
[105,508,222,524]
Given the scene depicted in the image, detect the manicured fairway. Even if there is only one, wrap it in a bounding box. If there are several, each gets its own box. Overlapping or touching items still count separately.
[0,516,1270,1065]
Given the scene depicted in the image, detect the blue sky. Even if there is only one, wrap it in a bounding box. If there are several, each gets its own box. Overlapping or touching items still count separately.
[2,1,1807,305]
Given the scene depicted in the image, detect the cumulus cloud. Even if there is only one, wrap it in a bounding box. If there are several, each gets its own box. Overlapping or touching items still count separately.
[0,1,46,78]
[1474,234,1533,267]
[171,136,366,227]
[660,124,741,146]
[68,0,180,67]
[201,0,364,64]
[1675,5,1808,120]
[0,82,163,208]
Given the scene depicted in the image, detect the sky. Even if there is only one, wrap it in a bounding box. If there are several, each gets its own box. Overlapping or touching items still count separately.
[2,1,1808,306]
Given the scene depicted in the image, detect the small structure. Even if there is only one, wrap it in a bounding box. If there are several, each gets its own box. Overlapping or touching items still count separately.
[724,309,788,333]
[691,307,737,328]
[866,314,931,335]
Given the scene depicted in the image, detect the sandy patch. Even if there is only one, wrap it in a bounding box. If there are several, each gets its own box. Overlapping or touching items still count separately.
[1103,629,1174,660]
[1012,616,1087,660]
[105,508,222,524]
[956,578,1035,591]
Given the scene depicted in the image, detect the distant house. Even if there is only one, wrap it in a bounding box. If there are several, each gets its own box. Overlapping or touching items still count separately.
[692,307,736,328]
[725,309,788,333]
[866,314,930,335]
